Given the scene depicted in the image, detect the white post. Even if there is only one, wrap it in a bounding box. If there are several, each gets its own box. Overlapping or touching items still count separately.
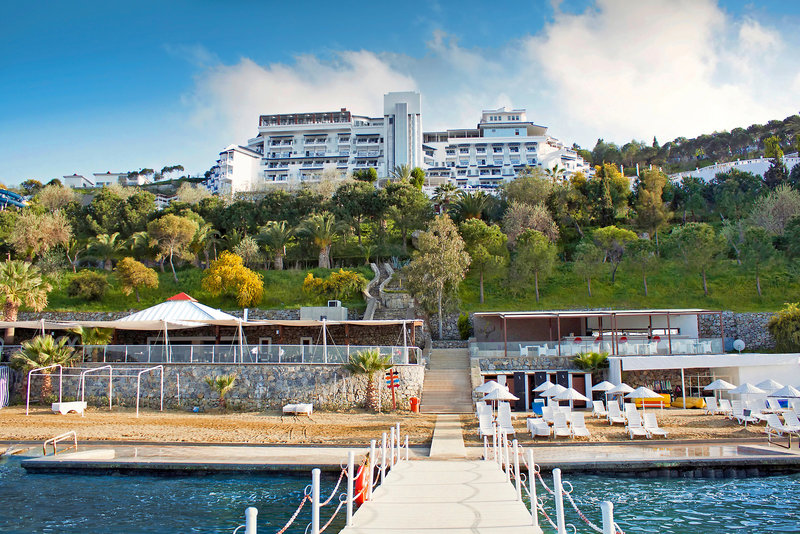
[492,423,499,464]
[160,367,164,412]
[483,436,488,460]
[601,501,615,534]
[369,439,376,498]
[346,451,355,526]
[380,432,387,483]
[404,435,409,461]
[389,426,395,469]
[311,468,320,534]
[395,423,401,464]
[136,374,141,418]
[176,373,180,406]
[163,320,170,363]
[402,320,407,363]
[553,468,566,534]
[681,367,687,409]
[528,449,540,531]
[238,319,244,364]
[513,439,521,501]
[322,319,327,364]
[245,506,258,534]
[503,431,511,482]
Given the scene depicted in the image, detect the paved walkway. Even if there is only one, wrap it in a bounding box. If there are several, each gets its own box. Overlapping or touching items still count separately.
[428,415,467,459]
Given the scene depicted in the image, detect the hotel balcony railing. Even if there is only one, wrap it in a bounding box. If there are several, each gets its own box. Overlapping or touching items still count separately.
[469,338,724,359]
[63,344,421,365]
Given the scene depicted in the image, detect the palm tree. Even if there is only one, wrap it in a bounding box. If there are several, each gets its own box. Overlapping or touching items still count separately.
[11,335,77,402]
[69,326,113,362]
[204,374,237,409]
[190,222,218,268]
[65,238,84,273]
[450,191,490,221]
[433,183,459,214]
[222,228,243,251]
[88,232,124,270]
[344,349,392,412]
[390,164,412,182]
[296,212,347,269]
[545,164,566,183]
[572,351,609,383]
[257,221,293,270]
[0,260,51,345]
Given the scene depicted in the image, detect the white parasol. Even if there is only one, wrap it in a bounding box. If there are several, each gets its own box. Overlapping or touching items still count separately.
[554,388,591,403]
[475,380,506,394]
[729,383,766,395]
[591,381,616,392]
[483,388,520,402]
[533,380,555,393]
[755,379,784,392]
[767,385,800,398]
[703,379,736,391]
[625,386,664,412]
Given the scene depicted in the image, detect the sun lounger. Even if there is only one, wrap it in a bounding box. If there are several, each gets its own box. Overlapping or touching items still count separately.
[497,403,515,435]
[542,406,555,425]
[478,411,494,437]
[592,400,608,419]
[528,418,551,439]
[767,398,788,414]
[704,397,720,415]
[51,401,87,416]
[570,412,590,439]
[282,403,313,416]
[643,412,668,438]
[607,402,626,425]
[552,412,571,439]
[791,400,800,414]
[625,409,648,440]
[765,413,800,440]
[782,411,800,432]
[718,398,733,417]
[732,404,759,427]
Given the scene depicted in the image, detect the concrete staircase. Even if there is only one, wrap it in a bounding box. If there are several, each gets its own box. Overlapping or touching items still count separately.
[420,349,473,413]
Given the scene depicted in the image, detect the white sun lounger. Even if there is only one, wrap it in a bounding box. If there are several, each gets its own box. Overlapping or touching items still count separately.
[731,401,758,426]
[542,405,555,425]
[282,403,313,416]
[51,401,87,416]
[718,398,733,418]
[625,410,648,440]
[592,400,608,419]
[767,398,788,414]
[643,412,668,439]
[497,403,515,435]
[765,414,800,440]
[782,411,800,432]
[528,418,551,439]
[478,411,494,437]
[704,397,720,415]
[570,412,590,439]
[552,412,571,439]
[607,402,626,425]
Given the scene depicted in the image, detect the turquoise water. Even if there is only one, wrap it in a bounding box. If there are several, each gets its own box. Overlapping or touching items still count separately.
[2,457,799,533]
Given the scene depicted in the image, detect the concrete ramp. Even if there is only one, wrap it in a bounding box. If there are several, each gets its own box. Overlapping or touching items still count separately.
[420,349,473,413]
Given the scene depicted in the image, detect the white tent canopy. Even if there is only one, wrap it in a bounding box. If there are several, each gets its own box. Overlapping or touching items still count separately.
[117,293,238,323]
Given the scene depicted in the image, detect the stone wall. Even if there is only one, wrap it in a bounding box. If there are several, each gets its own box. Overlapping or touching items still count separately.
[14,363,425,412]
[698,312,775,350]
[432,340,469,349]
[478,356,580,372]
[18,308,365,322]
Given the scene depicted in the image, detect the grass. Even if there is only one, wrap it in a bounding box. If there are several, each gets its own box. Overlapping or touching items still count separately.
[45,265,373,312]
[459,259,800,313]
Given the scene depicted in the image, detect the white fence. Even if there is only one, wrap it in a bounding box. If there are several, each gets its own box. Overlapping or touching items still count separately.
[0,366,9,409]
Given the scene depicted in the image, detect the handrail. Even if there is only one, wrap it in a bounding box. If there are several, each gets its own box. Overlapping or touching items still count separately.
[79,365,113,410]
[26,364,63,416]
[43,430,77,455]
[135,365,164,417]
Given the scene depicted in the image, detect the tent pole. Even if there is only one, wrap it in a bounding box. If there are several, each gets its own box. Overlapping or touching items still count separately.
[163,320,170,363]
[403,320,408,364]
[40,318,45,336]
[681,368,686,409]
[238,320,244,364]
[323,319,327,364]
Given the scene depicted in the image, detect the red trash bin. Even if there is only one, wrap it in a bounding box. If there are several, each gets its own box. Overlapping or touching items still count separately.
[409,396,420,413]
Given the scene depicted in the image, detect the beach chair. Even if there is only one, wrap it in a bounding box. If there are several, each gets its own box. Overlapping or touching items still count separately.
[767,398,787,414]
[476,402,492,419]
[643,412,668,439]
[765,414,800,440]
[592,400,608,419]
[607,402,626,425]
[528,418,551,439]
[542,406,555,425]
[718,398,733,418]
[782,410,800,432]
[625,409,648,440]
[570,412,590,439]
[552,412,571,439]
[497,403,515,435]
[478,411,494,437]
[732,403,759,427]
[282,403,313,416]
[704,397,720,415]
[624,403,638,422]
[791,400,800,414]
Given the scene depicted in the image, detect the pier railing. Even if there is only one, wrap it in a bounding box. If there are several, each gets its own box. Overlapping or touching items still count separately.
[232,423,410,534]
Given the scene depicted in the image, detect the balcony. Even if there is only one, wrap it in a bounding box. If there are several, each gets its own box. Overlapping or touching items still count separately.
[470,337,724,359]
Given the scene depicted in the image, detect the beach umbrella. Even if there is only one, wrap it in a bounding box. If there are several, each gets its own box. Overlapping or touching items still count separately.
[542,384,567,397]
[591,381,616,392]
[703,379,735,392]
[483,388,520,402]
[729,383,766,395]
[533,380,555,393]
[625,386,663,413]
[554,388,591,403]
[607,383,634,396]
[755,379,784,392]
[475,380,505,394]
[767,385,800,398]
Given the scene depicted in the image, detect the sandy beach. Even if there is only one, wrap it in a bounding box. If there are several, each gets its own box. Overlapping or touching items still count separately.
[0,405,767,446]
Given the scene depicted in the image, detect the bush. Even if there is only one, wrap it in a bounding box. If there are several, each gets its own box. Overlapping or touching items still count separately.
[302,269,367,301]
[67,271,109,301]
[457,313,473,340]
[767,302,800,352]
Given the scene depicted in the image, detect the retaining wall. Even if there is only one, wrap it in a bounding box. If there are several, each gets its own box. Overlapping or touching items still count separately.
[699,312,775,350]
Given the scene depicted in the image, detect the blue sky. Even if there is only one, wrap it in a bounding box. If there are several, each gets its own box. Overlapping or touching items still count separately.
[2,0,799,184]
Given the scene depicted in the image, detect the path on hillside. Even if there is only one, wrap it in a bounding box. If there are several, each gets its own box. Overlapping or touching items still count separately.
[420,349,473,413]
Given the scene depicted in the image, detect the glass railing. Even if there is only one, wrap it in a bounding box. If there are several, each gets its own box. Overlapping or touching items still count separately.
[78,344,421,365]
[470,338,724,358]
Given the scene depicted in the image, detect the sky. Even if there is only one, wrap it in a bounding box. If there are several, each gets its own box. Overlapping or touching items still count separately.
[1,0,799,185]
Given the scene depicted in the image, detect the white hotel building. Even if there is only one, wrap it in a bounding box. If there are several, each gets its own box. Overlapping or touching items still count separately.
[205,92,589,195]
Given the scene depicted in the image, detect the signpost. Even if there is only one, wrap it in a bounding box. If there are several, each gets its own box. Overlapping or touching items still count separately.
[385,368,400,410]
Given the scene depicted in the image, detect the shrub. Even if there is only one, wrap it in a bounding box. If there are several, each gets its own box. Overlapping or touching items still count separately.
[201,251,263,307]
[457,313,473,340]
[767,302,800,352]
[302,269,367,301]
[67,271,109,301]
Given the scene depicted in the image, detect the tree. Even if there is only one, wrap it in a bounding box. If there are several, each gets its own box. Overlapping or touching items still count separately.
[634,169,673,249]
[87,232,124,270]
[503,201,559,246]
[232,236,262,269]
[763,135,788,189]
[69,326,113,362]
[204,374,237,409]
[8,210,72,261]
[459,219,508,304]
[296,212,346,269]
[409,167,426,189]
[389,164,412,182]
[785,216,800,259]
[384,181,432,252]
[739,226,775,297]
[626,239,658,296]
[592,226,638,283]
[65,238,84,273]
[11,335,77,401]
[710,169,763,221]
[404,215,470,339]
[257,221,293,270]
[147,214,198,283]
[450,190,490,221]
[747,184,800,236]
[201,251,264,307]
[352,167,378,183]
[20,179,43,196]
[502,167,552,206]
[670,223,723,296]
[344,348,392,412]
[35,184,75,211]
[83,188,156,237]
[586,164,630,225]
[767,302,800,352]
[674,176,707,222]
[176,182,211,205]
[116,257,158,302]
[509,229,557,302]
[331,181,384,245]
[0,260,51,344]
[572,241,605,297]
[545,164,566,183]
[432,183,460,214]
[189,222,218,268]
[303,269,367,302]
